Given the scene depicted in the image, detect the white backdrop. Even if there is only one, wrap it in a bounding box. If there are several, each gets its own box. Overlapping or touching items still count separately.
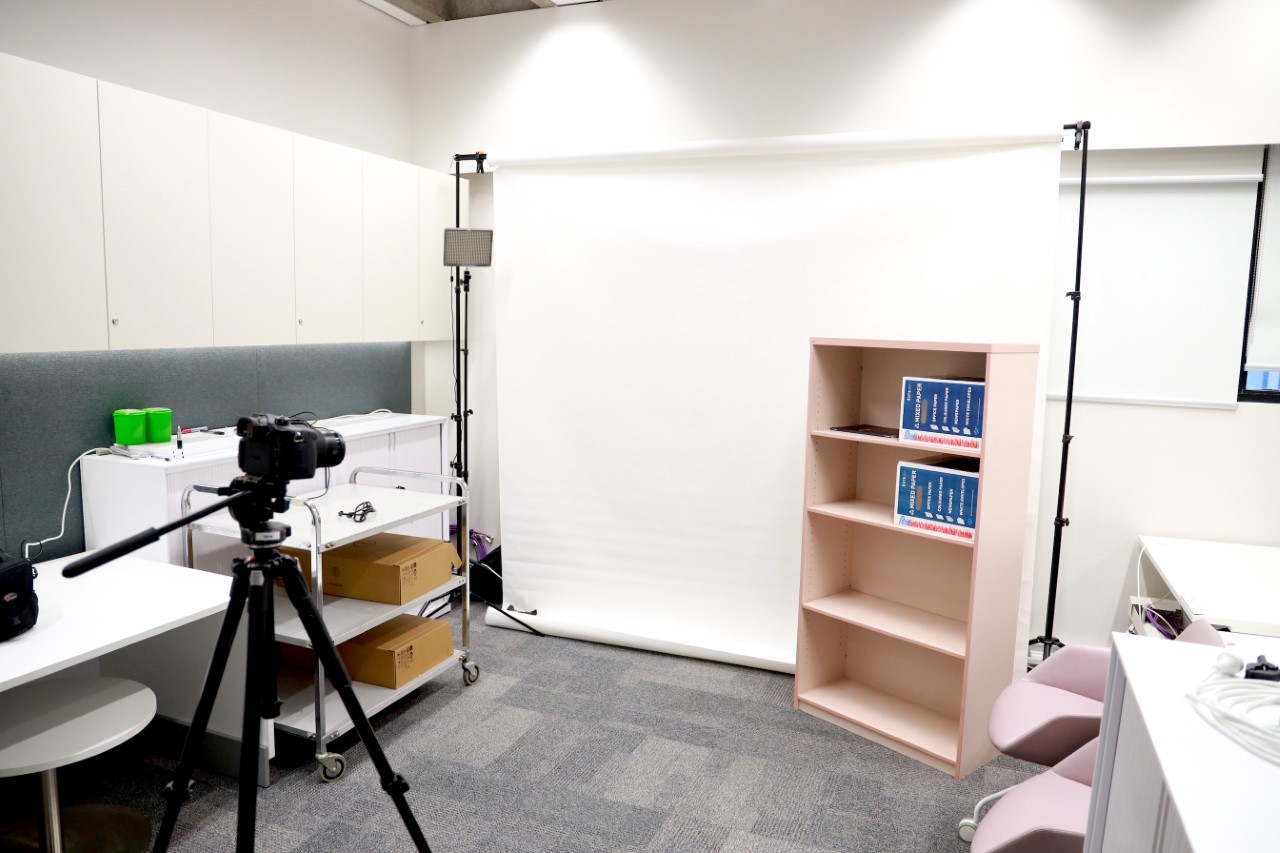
[491,133,1062,669]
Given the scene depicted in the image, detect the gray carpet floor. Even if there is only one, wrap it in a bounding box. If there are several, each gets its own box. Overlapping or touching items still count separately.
[3,604,1038,851]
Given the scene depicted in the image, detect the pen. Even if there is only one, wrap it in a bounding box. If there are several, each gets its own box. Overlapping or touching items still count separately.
[181,426,209,434]
[176,427,184,451]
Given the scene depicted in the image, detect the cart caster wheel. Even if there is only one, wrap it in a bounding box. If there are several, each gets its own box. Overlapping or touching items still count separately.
[462,662,480,685]
[957,818,978,843]
[318,753,347,783]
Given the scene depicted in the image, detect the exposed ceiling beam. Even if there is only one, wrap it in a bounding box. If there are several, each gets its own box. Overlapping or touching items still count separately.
[374,0,446,24]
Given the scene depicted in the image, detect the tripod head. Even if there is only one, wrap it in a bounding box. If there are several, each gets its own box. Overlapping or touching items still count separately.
[63,414,346,577]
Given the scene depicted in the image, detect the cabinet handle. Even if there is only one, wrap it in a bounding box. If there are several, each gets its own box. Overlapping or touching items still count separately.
[111,317,120,326]
[297,319,304,325]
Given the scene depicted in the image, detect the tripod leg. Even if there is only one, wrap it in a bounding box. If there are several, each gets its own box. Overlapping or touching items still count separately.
[235,571,271,853]
[277,563,433,853]
[153,568,251,853]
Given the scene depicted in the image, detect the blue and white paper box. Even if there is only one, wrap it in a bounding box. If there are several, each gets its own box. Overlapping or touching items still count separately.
[900,376,985,451]
[895,456,980,541]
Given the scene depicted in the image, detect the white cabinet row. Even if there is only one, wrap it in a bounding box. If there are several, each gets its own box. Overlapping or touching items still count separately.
[0,51,462,353]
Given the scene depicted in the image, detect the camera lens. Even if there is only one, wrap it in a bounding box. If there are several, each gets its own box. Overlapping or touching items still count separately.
[313,426,346,469]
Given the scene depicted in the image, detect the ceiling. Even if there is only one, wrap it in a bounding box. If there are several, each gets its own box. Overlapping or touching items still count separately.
[365,0,599,25]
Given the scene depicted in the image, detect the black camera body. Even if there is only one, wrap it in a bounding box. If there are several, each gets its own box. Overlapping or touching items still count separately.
[237,414,346,482]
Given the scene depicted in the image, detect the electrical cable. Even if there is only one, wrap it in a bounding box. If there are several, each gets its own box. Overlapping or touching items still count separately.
[1133,546,1179,639]
[325,409,393,421]
[1188,671,1280,766]
[337,501,376,523]
[22,448,107,560]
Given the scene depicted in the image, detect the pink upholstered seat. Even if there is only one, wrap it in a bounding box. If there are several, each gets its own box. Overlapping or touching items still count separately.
[987,644,1109,766]
[970,738,1098,853]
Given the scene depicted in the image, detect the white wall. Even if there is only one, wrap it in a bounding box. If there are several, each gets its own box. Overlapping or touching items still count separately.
[408,0,1280,167]
[0,0,413,160]
[408,0,1280,647]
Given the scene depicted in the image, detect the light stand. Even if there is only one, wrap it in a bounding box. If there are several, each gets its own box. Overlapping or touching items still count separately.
[1030,120,1092,664]
[441,159,541,636]
[446,152,493,489]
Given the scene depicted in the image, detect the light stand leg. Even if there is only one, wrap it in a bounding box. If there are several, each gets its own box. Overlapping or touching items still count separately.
[154,566,251,852]
[276,554,433,852]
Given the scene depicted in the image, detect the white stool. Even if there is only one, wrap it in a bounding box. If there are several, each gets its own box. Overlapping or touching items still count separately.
[0,677,156,853]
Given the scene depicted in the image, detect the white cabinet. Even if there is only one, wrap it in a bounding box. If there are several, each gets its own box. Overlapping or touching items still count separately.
[363,153,420,342]
[98,82,213,349]
[0,50,461,354]
[0,54,108,353]
[418,168,465,341]
[294,134,363,344]
[209,111,296,346]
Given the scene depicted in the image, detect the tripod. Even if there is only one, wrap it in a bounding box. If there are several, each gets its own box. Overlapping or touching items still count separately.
[63,477,433,853]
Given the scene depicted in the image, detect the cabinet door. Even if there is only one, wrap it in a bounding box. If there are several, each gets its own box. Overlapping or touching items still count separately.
[418,168,466,341]
[209,112,295,346]
[363,153,419,342]
[294,135,362,343]
[98,82,213,349]
[0,54,107,353]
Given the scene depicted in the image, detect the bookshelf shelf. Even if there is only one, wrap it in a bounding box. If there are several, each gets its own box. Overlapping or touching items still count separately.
[794,338,1038,778]
[804,591,967,658]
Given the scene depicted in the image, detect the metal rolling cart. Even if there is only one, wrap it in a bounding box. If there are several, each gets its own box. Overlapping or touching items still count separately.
[182,465,477,782]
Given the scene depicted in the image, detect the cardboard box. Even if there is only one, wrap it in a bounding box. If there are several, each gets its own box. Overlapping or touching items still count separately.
[282,533,461,605]
[338,615,453,689]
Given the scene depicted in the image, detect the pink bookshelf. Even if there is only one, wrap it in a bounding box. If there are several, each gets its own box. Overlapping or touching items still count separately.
[794,338,1038,778]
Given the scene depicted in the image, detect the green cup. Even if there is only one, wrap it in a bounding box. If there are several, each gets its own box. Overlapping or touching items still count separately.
[144,407,173,443]
[113,409,147,446]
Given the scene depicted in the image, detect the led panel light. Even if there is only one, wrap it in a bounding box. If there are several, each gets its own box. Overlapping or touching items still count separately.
[443,228,493,267]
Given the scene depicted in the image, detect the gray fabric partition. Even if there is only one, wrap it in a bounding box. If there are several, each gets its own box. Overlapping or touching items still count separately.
[0,343,411,561]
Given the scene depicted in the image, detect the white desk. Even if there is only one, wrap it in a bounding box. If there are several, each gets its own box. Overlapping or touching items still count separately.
[1087,632,1280,852]
[1139,535,1280,637]
[0,554,230,693]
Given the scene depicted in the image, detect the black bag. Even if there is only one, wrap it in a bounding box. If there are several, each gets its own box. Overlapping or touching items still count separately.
[472,546,502,604]
[0,555,39,640]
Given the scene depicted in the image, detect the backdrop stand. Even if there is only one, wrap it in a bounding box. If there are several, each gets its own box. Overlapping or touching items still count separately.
[1030,120,1091,664]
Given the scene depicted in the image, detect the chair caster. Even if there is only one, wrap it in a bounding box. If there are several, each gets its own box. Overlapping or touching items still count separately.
[957,817,978,843]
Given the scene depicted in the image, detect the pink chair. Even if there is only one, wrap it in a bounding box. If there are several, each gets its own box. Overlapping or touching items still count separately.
[970,737,1098,853]
[956,644,1109,842]
[959,622,1225,849]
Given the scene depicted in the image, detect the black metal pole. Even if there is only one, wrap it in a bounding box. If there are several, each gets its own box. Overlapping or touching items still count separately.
[1031,120,1090,664]
[452,157,464,485]
[461,269,471,482]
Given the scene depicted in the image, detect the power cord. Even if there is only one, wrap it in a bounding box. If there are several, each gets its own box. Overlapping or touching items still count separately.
[1188,664,1280,766]
[1133,546,1179,639]
[22,448,108,560]
[338,501,376,522]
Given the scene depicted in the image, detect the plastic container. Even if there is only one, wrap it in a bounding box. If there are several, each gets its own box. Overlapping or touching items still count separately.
[144,407,172,443]
[112,409,147,446]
